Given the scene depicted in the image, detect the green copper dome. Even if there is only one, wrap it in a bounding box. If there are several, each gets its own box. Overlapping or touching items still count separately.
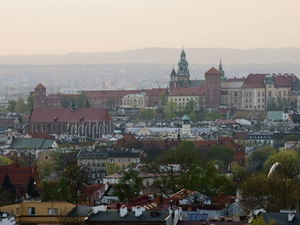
[182,115,191,124]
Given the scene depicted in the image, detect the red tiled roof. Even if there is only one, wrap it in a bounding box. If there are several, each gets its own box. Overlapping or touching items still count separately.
[29,108,111,123]
[169,85,205,96]
[34,83,46,89]
[272,74,297,87]
[241,74,268,88]
[46,94,60,99]
[83,88,167,98]
[205,67,221,74]
[0,164,36,185]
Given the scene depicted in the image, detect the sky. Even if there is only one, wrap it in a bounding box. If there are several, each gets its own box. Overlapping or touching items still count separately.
[1,0,299,56]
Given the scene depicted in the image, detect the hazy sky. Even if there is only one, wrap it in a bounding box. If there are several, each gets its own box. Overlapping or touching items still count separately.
[1,0,299,56]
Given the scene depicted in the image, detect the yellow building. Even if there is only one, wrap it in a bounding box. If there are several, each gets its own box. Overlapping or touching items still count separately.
[0,201,89,225]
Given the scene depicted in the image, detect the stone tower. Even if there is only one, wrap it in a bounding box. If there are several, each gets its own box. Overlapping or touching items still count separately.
[34,83,46,109]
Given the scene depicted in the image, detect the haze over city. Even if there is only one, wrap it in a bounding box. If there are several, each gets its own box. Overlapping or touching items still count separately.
[1,0,300,56]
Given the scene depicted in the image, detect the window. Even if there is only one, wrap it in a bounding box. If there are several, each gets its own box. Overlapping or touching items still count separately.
[53,125,56,132]
[269,91,272,97]
[234,92,238,97]
[28,207,35,215]
[48,208,58,215]
[258,92,260,97]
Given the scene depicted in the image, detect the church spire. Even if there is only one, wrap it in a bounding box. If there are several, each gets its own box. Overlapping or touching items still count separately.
[219,58,227,82]
[177,47,190,77]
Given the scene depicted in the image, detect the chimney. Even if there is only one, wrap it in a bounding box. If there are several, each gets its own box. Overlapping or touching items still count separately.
[132,206,145,217]
[120,205,128,217]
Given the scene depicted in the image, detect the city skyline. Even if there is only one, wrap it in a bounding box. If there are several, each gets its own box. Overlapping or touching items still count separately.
[1,0,299,56]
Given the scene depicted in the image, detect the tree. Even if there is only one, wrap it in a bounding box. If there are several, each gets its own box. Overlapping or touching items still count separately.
[247,146,275,172]
[250,215,276,225]
[204,112,223,121]
[176,102,185,117]
[0,156,12,165]
[61,163,89,203]
[189,111,197,123]
[7,99,17,112]
[84,99,91,108]
[239,171,299,213]
[41,178,73,202]
[113,166,143,203]
[163,100,176,119]
[106,97,117,110]
[207,145,233,167]
[263,150,300,178]
[106,162,121,175]
[145,141,233,198]
[185,99,195,115]
[26,176,40,198]
[26,94,34,111]
[15,98,27,113]
[231,162,248,181]
[38,161,56,179]
[158,92,168,106]
[138,108,156,119]
[283,134,300,142]
[75,93,87,108]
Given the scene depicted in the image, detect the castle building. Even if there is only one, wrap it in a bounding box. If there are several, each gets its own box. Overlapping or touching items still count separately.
[169,48,204,91]
[33,83,62,109]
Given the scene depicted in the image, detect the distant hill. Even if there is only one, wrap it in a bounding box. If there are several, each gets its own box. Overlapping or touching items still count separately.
[1,47,300,65]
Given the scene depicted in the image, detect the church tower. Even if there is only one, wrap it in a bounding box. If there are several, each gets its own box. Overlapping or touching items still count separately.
[34,83,46,109]
[169,48,191,91]
[177,48,190,77]
[219,59,227,82]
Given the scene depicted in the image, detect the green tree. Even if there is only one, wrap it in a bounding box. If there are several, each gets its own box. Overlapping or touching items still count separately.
[247,146,275,172]
[207,145,233,167]
[61,163,89,203]
[231,161,248,181]
[176,102,185,117]
[75,93,87,108]
[138,108,156,119]
[113,166,143,203]
[204,112,223,121]
[26,176,40,198]
[85,99,91,108]
[7,99,17,112]
[15,98,27,113]
[250,215,276,225]
[185,99,195,115]
[163,100,176,119]
[41,178,73,202]
[263,150,300,178]
[283,134,300,143]
[158,92,168,106]
[38,161,56,179]
[0,156,12,165]
[106,163,122,175]
[189,111,197,123]
[26,94,34,111]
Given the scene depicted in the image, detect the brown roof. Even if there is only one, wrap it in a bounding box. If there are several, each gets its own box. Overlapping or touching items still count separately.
[169,85,205,96]
[232,132,248,139]
[29,108,111,123]
[34,83,46,89]
[241,74,268,88]
[272,74,297,87]
[205,67,221,74]
[27,132,54,139]
[227,78,245,82]
[83,88,167,98]
[218,108,230,114]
